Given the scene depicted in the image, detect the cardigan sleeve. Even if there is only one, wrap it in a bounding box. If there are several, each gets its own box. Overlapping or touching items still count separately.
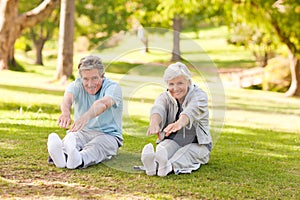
[180,88,209,129]
[150,93,168,129]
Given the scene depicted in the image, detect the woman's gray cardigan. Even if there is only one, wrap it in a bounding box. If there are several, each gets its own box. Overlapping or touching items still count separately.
[150,84,212,146]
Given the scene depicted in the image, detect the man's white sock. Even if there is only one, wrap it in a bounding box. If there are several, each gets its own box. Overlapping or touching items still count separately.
[66,149,82,169]
[47,133,66,168]
[141,143,157,176]
[156,147,172,177]
[63,133,82,169]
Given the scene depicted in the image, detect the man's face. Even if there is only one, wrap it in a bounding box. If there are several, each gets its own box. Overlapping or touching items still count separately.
[167,75,189,103]
[81,68,103,95]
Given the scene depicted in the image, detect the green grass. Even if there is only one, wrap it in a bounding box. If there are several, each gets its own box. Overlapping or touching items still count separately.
[0,26,299,199]
[1,64,299,199]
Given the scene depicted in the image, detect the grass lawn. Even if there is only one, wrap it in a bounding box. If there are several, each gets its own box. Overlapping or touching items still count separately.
[0,26,299,199]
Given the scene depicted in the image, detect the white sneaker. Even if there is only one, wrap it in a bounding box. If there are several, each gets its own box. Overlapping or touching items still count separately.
[47,133,66,168]
[66,149,82,169]
[156,147,172,177]
[141,143,157,176]
[63,133,82,169]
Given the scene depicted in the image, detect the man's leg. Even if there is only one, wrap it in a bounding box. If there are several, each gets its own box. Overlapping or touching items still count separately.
[80,132,119,168]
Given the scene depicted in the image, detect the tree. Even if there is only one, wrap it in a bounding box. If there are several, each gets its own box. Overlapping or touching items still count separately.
[227,22,277,67]
[30,9,59,65]
[18,0,59,66]
[54,0,131,81]
[28,10,59,65]
[0,0,59,70]
[134,0,223,61]
[56,0,75,82]
[76,0,132,49]
[226,0,300,96]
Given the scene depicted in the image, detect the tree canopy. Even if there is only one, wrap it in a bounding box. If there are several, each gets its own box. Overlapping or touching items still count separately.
[225,0,300,96]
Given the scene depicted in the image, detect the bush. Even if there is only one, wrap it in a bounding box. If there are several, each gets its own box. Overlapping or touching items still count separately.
[262,56,291,92]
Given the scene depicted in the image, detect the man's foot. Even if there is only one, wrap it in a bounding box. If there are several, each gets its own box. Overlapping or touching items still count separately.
[66,149,83,169]
[47,133,66,168]
[141,143,157,176]
[64,133,82,169]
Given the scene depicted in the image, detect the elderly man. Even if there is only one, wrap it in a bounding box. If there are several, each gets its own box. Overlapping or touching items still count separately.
[47,55,123,169]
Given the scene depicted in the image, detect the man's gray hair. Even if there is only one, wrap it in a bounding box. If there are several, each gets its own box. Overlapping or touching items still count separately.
[78,55,104,77]
[163,62,192,83]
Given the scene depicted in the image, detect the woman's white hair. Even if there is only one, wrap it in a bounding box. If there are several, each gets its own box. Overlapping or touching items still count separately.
[163,62,192,83]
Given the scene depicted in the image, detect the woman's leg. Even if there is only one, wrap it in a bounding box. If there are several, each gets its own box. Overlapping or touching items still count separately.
[169,143,210,174]
[155,139,181,176]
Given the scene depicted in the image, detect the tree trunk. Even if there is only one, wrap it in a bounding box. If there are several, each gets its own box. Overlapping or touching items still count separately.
[137,26,149,53]
[171,17,183,62]
[30,26,50,65]
[56,0,75,82]
[35,39,45,65]
[269,14,300,97]
[0,0,59,70]
[0,0,19,70]
[285,50,300,97]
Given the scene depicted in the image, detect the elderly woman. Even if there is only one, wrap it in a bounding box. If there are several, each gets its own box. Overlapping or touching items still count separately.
[141,62,212,176]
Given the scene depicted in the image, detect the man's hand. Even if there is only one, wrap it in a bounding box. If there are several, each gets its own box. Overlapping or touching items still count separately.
[69,116,88,132]
[57,114,72,129]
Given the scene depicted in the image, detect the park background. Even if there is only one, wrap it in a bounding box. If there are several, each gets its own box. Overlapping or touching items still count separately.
[0,0,299,199]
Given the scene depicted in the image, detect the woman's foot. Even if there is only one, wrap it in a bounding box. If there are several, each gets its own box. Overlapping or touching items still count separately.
[156,147,172,177]
[141,143,157,176]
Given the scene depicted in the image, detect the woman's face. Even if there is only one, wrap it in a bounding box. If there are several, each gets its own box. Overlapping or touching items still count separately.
[81,68,103,95]
[167,75,190,103]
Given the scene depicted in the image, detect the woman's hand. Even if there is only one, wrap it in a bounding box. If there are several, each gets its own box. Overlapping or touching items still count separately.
[164,114,189,136]
[147,113,162,136]
[146,124,161,136]
[163,122,182,136]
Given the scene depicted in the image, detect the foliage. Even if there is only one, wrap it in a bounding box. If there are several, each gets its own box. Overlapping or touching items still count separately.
[263,56,291,92]
[227,22,278,67]
[75,0,133,49]
[133,0,223,29]
[18,0,59,43]
[225,0,300,58]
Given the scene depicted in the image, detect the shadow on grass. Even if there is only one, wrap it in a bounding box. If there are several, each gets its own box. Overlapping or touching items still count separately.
[213,60,254,69]
[226,103,296,116]
[8,60,26,72]
[0,84,64,96]
[218,124,299,154]
[105,61,166,76]
[0,121,298,199]
[0,102,60,114]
